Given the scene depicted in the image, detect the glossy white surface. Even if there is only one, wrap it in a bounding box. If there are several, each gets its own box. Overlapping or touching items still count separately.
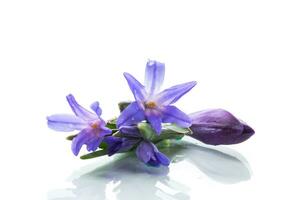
[48,138,252,200]
[1,0,300,199]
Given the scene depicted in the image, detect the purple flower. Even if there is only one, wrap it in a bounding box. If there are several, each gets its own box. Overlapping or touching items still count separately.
[47,94,112,156]
[104,125,170,166]
[136,141,170,166]
[103,136,140,156]
[188,109,255,145]
[117,60,197,134]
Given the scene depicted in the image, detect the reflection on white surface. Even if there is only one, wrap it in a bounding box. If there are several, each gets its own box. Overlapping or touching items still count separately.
[48,140,251,200]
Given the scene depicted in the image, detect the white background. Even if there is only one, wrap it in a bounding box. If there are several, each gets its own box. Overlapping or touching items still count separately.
[1,0,300,199]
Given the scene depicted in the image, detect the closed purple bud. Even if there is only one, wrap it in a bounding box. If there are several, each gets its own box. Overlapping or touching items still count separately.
[189,109,254,145]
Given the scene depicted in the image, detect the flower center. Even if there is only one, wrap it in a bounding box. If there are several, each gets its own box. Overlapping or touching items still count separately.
[90,121,100,129]
[145,101,157,109]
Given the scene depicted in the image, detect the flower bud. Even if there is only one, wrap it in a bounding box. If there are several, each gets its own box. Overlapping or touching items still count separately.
[189,109,254,145]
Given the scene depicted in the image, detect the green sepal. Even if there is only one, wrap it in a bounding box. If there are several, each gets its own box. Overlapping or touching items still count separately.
[80,149,108,160]
[99,141,108,150]
[80,141,109,160]
[66,134,77,141]
[162,124,192,135]
[151,124,191,143]
[152,131,184,143]
[112,131,122,137]
[118,101,132,112]
[106,118,117,129]
[138,122,156,140]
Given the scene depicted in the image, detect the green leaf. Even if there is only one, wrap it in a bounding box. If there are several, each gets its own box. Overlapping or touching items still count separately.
[106,118,117,129]
[163,123,192,134]
[150,124,191,143]
[66,134,77,141]
[152,130,185,143]
[80,149,108,160]
[99,141,108,150]
[118,101,132,112]
[138,122,156,140]
[112,131,121,137]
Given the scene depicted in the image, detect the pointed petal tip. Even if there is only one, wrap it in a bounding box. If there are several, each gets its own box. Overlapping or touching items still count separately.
[146,59,155,64]
[71,137,80,156]
[123,72,135,84]
[71,143,80,156]
[123,72,146,101]
[145,60,165,95]
[65,93,97,121]
[66,93,74,100]
[123,72,131,78]
[242,123,255,135]
[90,101,102,117]
[187,81,197,88]
[66,94,75,105]
[182,81,197,92]
[156,80,197,105]
[146,60,165,67]
[91,101,99,106]
[72,150,79,156]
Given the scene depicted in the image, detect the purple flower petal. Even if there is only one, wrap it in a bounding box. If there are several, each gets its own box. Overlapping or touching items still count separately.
[148,142,170,166]
[101,126,113,135]
[155,152,170,166]
[189,109,242,128]
[117,102,145,128]
[90,101,102,117]
[242,122,255,135]
[144,60,165,96]
[103,136,123,156]
[104,135,140,155]
[104,136,140,156]
[136,141,153,163]
[86,136,103,152]
[145,109,162,134]
[66,94,97,121]
[123,72,146,101]
[119,126,141,138]
[161,105,191,128]
[118,138,140,153]
[233,122,255,144]
[147,157,160,166]
[71,128,94,156]
[71,127,110,156]
[155,81,197,105]
[47,114,87,132]
[103,136,121,147]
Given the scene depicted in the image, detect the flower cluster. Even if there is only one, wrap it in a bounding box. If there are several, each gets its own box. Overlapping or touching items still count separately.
[47,60,255,167]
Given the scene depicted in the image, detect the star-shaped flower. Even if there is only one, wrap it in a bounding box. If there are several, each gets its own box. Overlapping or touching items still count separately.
[47,94,112,155]
[117,60,197,134]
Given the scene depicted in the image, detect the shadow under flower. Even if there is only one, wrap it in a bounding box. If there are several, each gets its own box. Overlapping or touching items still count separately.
[159,139,252,184]
[48,139,251,200]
